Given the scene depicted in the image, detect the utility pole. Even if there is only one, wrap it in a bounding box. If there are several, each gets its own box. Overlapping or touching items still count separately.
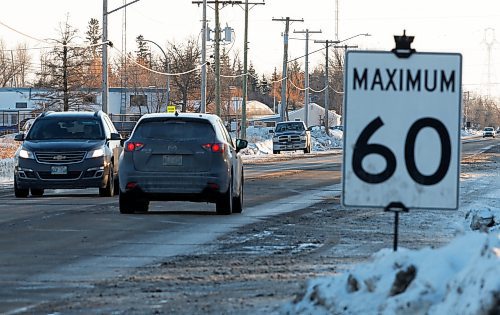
[214,0,221,116]
[102,0,108,114]
[102,0,141,114]
[194,1,242,116]
[241,0,265,140]
[273,17,303,122]
[201,0,207,113]
[294,28,321,127]
[314,39,339,134]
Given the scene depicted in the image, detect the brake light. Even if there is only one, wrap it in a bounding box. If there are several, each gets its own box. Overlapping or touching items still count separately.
[125,142,144,152]
[202,143,225,153]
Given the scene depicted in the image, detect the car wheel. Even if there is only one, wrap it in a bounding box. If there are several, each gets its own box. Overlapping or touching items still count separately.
[113,175,120,196]
[232,174,244,214]
[99,165,115,197]
[119,191,135,214]
[216,178,233,215]
[30,188,44,197]
[14,178,29,198]
[273,150,280,154]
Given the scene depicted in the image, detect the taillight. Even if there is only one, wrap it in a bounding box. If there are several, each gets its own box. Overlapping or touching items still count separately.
[125,142,144,152]
[202,143,225,153]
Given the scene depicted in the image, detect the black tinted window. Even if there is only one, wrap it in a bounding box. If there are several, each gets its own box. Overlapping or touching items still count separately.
[134,119,215,141]
[27,118,104,140]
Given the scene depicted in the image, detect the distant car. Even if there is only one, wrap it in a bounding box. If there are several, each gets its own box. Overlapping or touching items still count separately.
[482,127,495,138]
[13,111,123,197]
[118,112,248,215]
[270,121,311,154]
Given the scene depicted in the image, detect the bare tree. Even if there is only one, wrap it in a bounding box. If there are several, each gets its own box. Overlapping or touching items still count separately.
[167,38,201,112]
[34,17,95,111]
[0,40,32,87]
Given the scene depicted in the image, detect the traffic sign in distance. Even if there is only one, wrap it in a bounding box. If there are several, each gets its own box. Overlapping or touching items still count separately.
[342,51,462,210]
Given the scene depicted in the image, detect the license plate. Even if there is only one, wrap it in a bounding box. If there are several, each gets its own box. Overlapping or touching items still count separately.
[51,166,67,175]
[163,155,182,166]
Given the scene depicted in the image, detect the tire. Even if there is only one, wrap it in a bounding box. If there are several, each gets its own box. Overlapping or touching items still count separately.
[216,178,233,215]
[119,191,149,214]
[14,178,29,198]
[273,150,280,154]
[30,188,44,197]
[113,175,120,196]
[99,165,115,197]
[232,174,244,214]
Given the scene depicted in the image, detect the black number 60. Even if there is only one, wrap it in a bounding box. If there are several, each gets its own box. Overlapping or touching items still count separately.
[352,117,451,185]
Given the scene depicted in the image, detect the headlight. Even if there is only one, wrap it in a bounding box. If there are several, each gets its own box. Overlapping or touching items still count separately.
[272,137,278,143]
[19,148,34,159]
[300,135,307,141]
[86,148,105,158]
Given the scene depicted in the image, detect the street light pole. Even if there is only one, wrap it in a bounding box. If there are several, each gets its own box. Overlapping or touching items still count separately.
[102,0,141,114]
[141,39,170,109]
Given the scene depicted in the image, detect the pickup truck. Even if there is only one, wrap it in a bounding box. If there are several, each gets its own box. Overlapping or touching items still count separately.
[270,121,312,154]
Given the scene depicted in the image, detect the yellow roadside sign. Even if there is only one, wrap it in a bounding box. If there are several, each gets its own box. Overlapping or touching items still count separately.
[167,105,176,113]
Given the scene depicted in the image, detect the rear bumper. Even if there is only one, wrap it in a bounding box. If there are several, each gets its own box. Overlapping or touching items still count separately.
[119,171,230,202]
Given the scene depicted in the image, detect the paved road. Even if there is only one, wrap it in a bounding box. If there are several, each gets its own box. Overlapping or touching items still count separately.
[0,138,497,314]
[0,152,342,314]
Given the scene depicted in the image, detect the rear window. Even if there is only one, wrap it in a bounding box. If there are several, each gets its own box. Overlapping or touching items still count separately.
[484,127,494,131]
[27,117,104,140]
[134,119,215,142]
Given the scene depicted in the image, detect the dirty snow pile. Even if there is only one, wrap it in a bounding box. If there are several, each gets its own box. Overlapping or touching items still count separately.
[286,205,500,315]
[286,231,499,315]
[238,125,343,156]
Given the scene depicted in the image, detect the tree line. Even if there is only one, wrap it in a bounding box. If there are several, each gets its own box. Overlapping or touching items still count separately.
[1,17,499,129]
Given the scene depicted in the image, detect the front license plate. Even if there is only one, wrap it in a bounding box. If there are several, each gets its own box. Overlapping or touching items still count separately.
[163,155,182,166]
[51,166,67,175]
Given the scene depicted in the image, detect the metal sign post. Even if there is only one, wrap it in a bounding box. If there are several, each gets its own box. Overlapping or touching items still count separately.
[342,31,462,251]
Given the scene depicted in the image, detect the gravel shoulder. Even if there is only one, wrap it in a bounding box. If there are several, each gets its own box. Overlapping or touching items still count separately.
[30,145,500,315]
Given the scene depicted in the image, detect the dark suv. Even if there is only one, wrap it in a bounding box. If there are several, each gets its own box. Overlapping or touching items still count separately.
[13,111,123,197]
[118,113,248,214]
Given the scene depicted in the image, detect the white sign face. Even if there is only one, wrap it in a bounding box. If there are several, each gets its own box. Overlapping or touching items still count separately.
[342,51,462,210]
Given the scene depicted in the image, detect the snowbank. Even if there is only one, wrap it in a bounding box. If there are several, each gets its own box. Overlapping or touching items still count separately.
[237,125,343,156]
[286,232,500,315]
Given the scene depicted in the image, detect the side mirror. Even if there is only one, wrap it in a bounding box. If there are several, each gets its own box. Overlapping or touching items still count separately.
[14,133,25,141]
[110,132,122,141]
[235,139,248,153]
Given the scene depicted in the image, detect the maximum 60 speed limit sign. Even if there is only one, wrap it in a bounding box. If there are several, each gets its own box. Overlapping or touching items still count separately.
[342,51,462,210]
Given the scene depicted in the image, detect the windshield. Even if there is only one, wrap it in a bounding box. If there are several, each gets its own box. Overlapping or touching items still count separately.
[26,118,104,140]
[275,122,305,132]
[484,127,493,131]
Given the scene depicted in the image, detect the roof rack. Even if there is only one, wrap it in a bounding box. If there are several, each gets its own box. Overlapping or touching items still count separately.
[39,111,54,117]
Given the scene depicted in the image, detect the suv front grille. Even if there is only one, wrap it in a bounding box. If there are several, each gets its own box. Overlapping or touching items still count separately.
[35,151,86,164]
[37,171,82,180]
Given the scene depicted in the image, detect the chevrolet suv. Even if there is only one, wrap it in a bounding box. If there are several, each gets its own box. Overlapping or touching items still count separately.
[13,111,122,197]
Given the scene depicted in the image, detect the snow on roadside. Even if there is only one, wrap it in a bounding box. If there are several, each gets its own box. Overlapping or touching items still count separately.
[286,232,500,315]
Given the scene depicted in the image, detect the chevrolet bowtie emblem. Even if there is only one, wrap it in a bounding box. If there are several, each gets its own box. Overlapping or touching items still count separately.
[53,155,66,160]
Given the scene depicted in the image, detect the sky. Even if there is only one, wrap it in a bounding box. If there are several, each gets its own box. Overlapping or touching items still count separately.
[1,0,500,96]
